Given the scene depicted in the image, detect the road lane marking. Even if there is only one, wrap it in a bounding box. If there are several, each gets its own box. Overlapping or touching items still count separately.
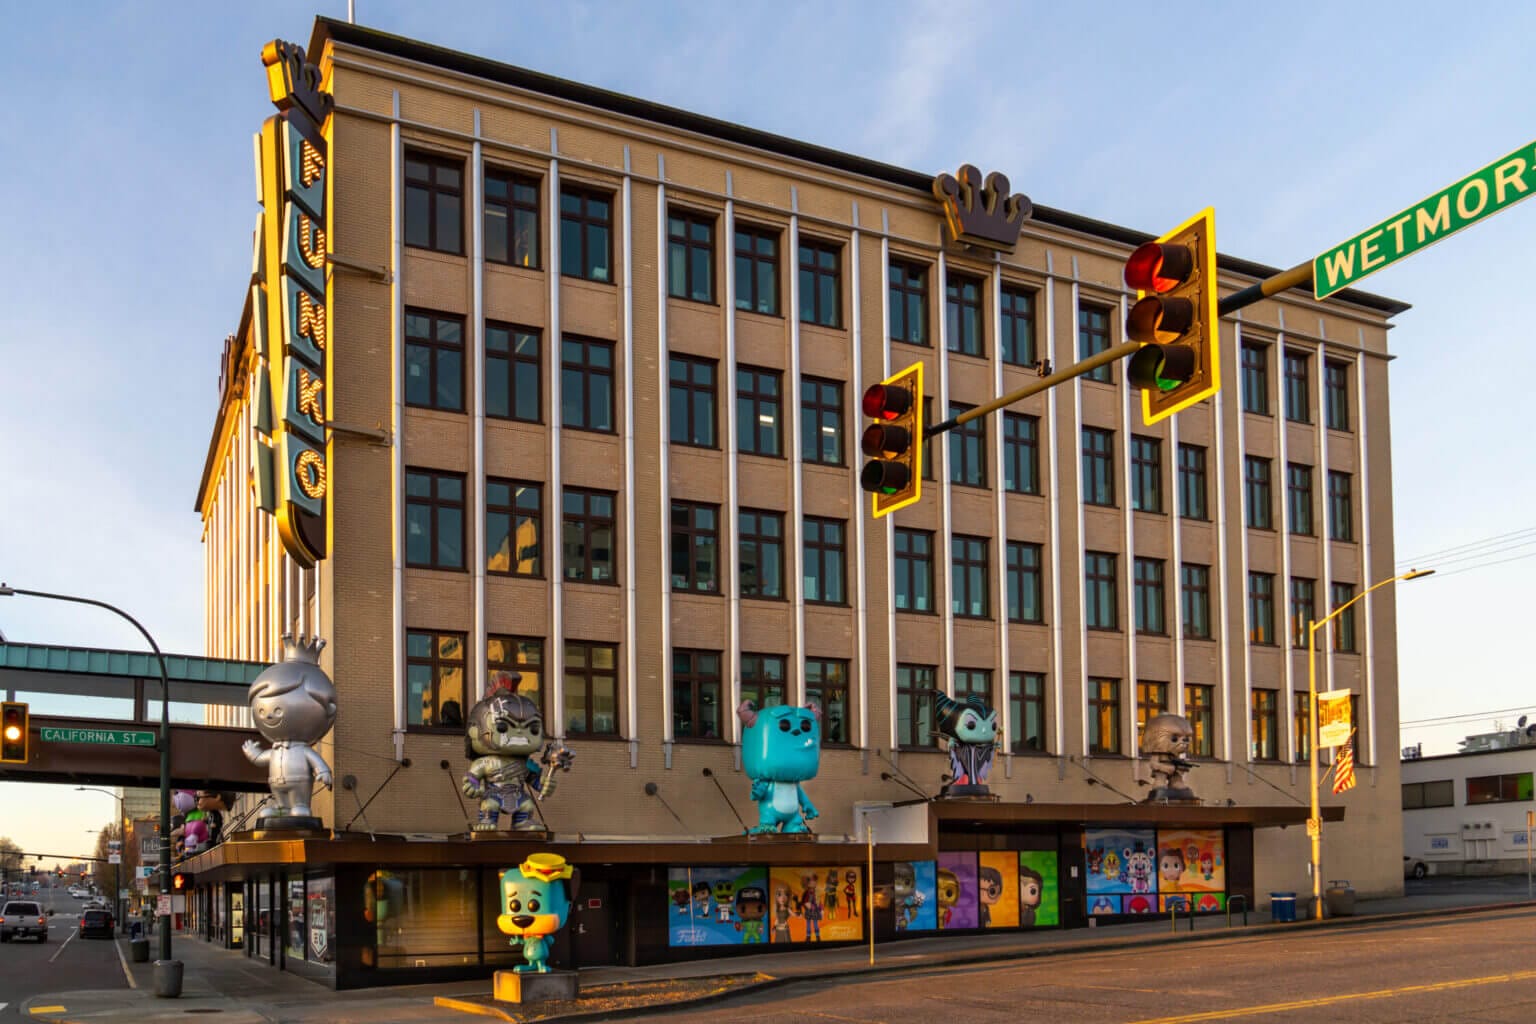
[1125,966,1536,1023]
[46,928,76,964]
[113,935,136,989]
[28,1008,67,1015]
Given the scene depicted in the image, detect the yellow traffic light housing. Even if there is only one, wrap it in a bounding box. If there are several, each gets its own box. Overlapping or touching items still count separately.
[1124,208,1220,425]
[860,362,924,518]
[0,701,27,763]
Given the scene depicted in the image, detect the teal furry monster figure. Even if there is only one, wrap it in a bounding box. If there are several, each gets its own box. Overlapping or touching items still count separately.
[737,701,822,834]
[496,853,579,973]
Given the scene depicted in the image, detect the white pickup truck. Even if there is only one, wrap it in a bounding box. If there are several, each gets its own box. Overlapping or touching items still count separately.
[0,899,49,942]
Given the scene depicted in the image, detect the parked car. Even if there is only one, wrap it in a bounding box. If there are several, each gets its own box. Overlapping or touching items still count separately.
[1404,855,1428,879]
[78,909,115,940]
[1,900,49,943]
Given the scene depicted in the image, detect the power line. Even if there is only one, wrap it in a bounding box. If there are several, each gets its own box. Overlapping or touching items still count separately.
[1401,704,1536,728]
[1397,525,1536,567]
[1421,548,1536,581]
[1406,537,1536,570]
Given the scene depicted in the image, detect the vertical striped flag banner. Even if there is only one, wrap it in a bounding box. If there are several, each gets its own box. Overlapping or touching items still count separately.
[1331,732,1357,794]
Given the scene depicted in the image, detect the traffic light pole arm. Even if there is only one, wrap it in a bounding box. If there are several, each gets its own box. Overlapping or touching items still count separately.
[1217,261,1312,318]
[925,341,1142,438]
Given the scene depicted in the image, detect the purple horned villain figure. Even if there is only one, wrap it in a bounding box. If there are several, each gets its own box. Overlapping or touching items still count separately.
[241,635,337,821]
[737,701,822,834]
[461,672,574,832]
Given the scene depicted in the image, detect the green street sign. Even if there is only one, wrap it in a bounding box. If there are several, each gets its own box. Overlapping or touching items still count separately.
[1314,140,1536,299]
[39,727,156,747]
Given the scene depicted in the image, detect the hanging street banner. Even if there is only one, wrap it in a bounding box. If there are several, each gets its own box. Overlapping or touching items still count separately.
[1317,689,1353,749]
[1315,139,1536,298]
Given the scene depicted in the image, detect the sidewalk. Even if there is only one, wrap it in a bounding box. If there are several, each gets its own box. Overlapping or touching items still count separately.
[22,888,1533,1024]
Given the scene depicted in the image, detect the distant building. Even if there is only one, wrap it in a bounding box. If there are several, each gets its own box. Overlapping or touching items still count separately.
[1401,736,1536,875]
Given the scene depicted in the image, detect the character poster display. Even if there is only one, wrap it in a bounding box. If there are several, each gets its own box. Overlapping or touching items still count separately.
[1156,829,1225,913]
[893,860,938,932]
[936,852,978,930]
[1017,850,1059,927]
[667,866,767,947]
[977,851,1018,928]
[1085,828,1160,915]
[767,866,863,943]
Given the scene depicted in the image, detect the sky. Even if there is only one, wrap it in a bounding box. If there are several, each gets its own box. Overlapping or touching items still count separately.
[2,0,1534,859]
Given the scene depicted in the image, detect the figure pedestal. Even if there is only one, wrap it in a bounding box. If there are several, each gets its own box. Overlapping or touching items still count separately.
[468,828,552,842]
[734,830,817,843]
[248,816,328,841]
[493,969,579,1003]
[939,785,999,800]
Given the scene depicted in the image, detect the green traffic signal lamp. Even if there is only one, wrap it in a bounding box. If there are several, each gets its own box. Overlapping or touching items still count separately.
[0,702,27,764]
[1122,209,1220,424]
[859,363,925,517]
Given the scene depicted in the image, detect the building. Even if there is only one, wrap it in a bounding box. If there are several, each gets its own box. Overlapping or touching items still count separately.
[1402,734,1536,875]
[186,18,1410,987]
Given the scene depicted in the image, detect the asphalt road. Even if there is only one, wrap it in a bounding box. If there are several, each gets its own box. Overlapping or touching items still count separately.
[0,888,125,1020]
[626,905,1536,1023]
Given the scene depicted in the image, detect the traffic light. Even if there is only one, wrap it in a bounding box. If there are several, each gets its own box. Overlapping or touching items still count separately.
[859,362,925,518]
[0,702,27,763]
[1124,207,1219,425]
[172,872,193,892]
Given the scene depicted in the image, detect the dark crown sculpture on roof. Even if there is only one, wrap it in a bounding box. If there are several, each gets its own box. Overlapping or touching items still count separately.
[931,164,1033,252]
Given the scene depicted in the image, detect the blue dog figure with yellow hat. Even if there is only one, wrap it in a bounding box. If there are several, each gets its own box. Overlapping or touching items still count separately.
[496,853,579,972]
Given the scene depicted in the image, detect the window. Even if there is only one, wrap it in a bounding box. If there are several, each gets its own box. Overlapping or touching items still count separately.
[670,501,719,593]
[806,659,850,745]
[668,355,717,448]
[894,528,934,613]
[1001,286,1036,366]
[406,630,465,728]
[1134,558,1166,635]
[1003,413,1039,494]
[1085,551,1118,630]
[1006,541,1043,623]
[896,665,937,748]
[951,535,989,618]
[740,654,786,710]
[1248,572,1275,645]
[485,323,540,422]
[672,649,723,740]
[487,636,542,716]
[800,377,844,465]
[949,403,986,487]
[1328,471,1354,541]
[486,478,541,576]
[734,225,780,315]
[405,310,465,412]
[484,169,539,268]
[1178,444,1208,520]
[1290,577,1316,648]
[1009,671,1046,753]
[803,517,846,604]
[1186,684,1214,758]
[1287,464,1314,536]
[739,510,784,599]
[946,273,984,356]
[955,669,990,707]
[1079,304,1112,383]
[565,641,618,736]
[1088,679,1121,755]
[888,260,928,345]
[561,337,614,432]
[1466,772,1534,805]
[404,151,462,254]
[405,469,465,570]
[1131,435,1163,513]
[559,187,612,282]
[1082,427,1115,506]
[1244,456,1273,530]
[798,238,841,327]
[562,488,616,583]
[1136,681,1168,748]
[1251,689,1279,760]
[1294,692,1310,763]
[1181,564,1212,640]
[667,209,715,302]
[1283,349,1310,422]
[1401,780,1455,810]
[1330,582,1357,652]
[1241,342,1269,414]
[921,396,935,482]
[1325,360,1350,431]
[736,366,782,456]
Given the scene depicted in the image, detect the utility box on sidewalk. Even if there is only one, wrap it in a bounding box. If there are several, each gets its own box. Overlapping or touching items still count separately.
[1324,880,1356,917]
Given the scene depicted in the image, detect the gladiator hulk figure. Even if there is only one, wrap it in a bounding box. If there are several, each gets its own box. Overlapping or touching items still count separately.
[461,672,574,832]
[241,635,337,820]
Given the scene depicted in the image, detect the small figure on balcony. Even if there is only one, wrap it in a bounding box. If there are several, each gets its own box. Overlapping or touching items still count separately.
[737,701,821,835]
[462,672,574,833]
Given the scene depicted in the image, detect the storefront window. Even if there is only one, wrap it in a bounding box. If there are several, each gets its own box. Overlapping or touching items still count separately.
[482,867,522,966]
[369,868,478,968]
[306,873,334,964]
[229,888,245,949]
[254,879,271,961]
[286,874,306,962]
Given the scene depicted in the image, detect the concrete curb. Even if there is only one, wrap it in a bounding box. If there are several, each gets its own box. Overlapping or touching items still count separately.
[433,974,771,1024]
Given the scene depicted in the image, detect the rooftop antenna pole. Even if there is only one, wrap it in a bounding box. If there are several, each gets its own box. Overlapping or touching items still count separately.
[348,0,356,24]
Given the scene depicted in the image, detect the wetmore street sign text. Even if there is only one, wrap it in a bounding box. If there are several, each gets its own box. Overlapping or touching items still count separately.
[1314,139,1536,298]
[40,727,156,747]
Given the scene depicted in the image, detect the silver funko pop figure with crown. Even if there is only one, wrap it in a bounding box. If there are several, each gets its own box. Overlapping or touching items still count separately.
[242,635,337,820]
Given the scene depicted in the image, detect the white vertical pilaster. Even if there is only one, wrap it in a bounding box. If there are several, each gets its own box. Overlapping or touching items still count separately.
[389,90,406,761]
[622,147,638,758]
[548,129,566,737]
[657,154,672,742]
[1045,251,1065,761]
[787,190,805,705]
[724,172,742,742]
[990,257,1010,761]
[936,249,954,696]
[471,112,487,699]
[1355,337,1376,762]
[849,202,869,748]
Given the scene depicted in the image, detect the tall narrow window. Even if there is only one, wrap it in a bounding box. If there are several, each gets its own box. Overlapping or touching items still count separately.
[559,187,612,282]
[1330,582,1357,652]
[1241,342,1269,414]
[888,260,928,345]
[404,310,465,412]
[486,478,541,576]
[1079,304,1112,383]
[564,641,619,736]
[1000,286,1036,366]
[1325,360,1350,431]
[800,377,844,466]
[896,665,937,748]
[484,169,539,268]
[1009,671,1046,752]
[946,273,984,356]
[670,501,720,593]
[1248,572,1275,645]
[406,630,466,729]
[803,517,846,605]
[1283,349,1310,422]
[485,323,540,422]
[1252,689,1279,760]
[1134,558,1166,634]
[1328,471,1354,541]
[736,366,782,456]
[561,337,614,432]
[1006,541,1043,623]
[1290,577,1316,648]
[1244,456,1273,530]
[949,403,986,487]
[1136,681,1169,747]
[798,238,842,327]
[1186,684,1214,758]
[1082,427,1115,506]
[668,355,717,448]
[739,510,784,599]
[1287,463,1314,536]
[740,654,786,709]
[1003,413,1039,494]
[667,209,715,302]
[405,469,465,570]
[894,528,934,613]
[951,535,989,618]
[1131,435,1163,513]
[562,488,616,583]
[734,225,780,315]
[1178,444,1208,520]
[672,649,723,740]
[404,151,463,254]
[1181,564,1212,640]
[1085,551,1118,630]
[954,669,990,707]
[806,659,851,745]
[1088,679,1121,755]
[1294,692,1311,763]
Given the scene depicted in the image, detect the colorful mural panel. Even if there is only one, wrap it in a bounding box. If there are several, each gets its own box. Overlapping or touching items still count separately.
[1017,850,1059,927]
[977,851,1018,928]
[1085,828,1159,898]
[667,866,767,947]
[1154,829,1226,895]
[936,852,978,930]
[768,866,863,943]
[893,860,937,932]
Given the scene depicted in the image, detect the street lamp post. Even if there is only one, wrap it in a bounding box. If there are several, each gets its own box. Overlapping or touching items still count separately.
[0,585,178,989]
[1306,568,1433,920]
[77,787,126,929]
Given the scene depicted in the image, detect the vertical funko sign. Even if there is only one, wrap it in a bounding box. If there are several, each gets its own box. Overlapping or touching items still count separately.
[254,39,332,567]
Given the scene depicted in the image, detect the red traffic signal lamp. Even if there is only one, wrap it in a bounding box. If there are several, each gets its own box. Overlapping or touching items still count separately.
[172,871,193,892]
[860,362,925,518]
[0,701,27,763]
[1124,208,1220,425]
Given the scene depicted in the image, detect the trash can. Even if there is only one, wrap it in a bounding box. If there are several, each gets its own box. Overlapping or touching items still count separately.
[1269,891,1297,923]
[1324,880,1356,917]
[153,959,184,999]
[130,938,150,962]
